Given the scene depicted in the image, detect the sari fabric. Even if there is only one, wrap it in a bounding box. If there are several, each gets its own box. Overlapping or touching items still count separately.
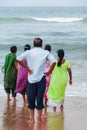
[15,60,28,95]
[44,61,51,99]
[47,60,70,105]
[4,53,17,89]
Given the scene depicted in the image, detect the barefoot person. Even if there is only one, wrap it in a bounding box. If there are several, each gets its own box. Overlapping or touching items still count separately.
[44,44,52,114]
[15,44,31,103]
[47,49,72,112]
[16,38,56,123]
[4,46,17,102]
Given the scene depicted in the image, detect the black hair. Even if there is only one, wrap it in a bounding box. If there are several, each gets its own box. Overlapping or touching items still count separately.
[57,49,64,67]
[10,46,17,53]
[33,38,43,47]
[24,44,31,51]
[45,44,51,52]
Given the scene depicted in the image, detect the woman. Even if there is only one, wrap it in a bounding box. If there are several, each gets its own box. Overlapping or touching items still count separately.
[44,44,52,113]
[47,49,72,111]
[4,46,17,102]
[15,44,31,103]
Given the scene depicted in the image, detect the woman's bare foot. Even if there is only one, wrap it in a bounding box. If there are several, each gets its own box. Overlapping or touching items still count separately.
[7,94,11,102]
[13,97,17,102]
[7,98,11,102]
[53,106,56,112]
[60,105,64,111]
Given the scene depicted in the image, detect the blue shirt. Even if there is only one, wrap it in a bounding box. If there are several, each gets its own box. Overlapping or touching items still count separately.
[17,47,56,83]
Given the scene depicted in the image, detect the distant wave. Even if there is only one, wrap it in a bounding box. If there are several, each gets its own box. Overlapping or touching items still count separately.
[0,17,36,22]
[32,17,84,23]
[0,16,86,23]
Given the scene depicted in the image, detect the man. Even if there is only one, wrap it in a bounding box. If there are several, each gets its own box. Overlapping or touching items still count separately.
[17,38,56,123]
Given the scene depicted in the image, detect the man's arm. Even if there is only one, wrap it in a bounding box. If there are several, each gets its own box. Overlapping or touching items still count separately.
[45,62,56,75]
[16,60,33,74]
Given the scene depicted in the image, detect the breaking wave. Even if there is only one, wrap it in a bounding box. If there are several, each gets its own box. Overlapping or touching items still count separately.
[0,16,86,23]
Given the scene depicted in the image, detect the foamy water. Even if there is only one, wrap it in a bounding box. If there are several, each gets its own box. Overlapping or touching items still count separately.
[32,17,84,22]
[0,7,87,97]
[0,61,87,97]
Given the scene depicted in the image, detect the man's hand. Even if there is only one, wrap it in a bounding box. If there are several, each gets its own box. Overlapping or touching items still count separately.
[27,67,33,75]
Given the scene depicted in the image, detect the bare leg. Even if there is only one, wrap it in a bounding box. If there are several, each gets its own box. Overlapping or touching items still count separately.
[60,105,63,111]
[13,97,17,102]
[27,109,35,123]
[25,95,28,103]
[22,94,25,103]
[60,101,64,111]
[37,109,42,124]
[44,98,48,114]
[53,106,56,112]
[7,93,11,101]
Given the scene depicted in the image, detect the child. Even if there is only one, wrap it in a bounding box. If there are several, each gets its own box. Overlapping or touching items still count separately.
[47,49,72,112]
[4,46,17,102]
[44,44,52,113]
[15,44,31,103]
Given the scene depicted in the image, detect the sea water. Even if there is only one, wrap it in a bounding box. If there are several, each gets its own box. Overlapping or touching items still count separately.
[0,7,87,97]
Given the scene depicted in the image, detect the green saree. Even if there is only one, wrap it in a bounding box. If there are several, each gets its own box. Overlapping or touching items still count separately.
[4,53,17,89]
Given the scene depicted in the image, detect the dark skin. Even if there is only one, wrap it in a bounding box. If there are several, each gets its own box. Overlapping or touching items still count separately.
[67,68,72,85]
[44,62,56,75]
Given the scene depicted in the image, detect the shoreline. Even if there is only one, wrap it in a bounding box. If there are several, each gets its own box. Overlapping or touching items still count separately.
[0,96,87,130]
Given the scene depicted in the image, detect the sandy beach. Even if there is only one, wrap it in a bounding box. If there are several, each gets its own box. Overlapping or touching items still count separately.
[0,96,87,130]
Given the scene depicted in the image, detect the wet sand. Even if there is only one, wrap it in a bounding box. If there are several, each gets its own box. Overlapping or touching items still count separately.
[0,96,87,130]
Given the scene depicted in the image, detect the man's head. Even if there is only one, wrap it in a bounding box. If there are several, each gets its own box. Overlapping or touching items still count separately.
[33,38,43,47]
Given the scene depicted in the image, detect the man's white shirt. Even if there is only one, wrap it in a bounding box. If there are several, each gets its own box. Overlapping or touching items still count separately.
[17,47,56,83]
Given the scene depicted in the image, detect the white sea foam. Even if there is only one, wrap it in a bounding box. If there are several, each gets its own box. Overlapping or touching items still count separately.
[32,17,83,23]
[0,82,87,97]
[66,82,87,97]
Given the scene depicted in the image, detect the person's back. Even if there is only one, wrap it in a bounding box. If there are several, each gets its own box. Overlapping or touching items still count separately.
[4,45,17,102]
[44,44,52,113]
[17,38,56,124]
[15,44,31,103]
[47,49,72,112]
[25,47,50,83]
[17,38,55,83]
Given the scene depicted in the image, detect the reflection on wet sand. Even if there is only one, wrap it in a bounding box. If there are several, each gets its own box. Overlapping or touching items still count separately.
[1,97,87,130]
[1,100,64,130]
[2,102,29,130]
[47,112,64,130]
[3,102,16,130]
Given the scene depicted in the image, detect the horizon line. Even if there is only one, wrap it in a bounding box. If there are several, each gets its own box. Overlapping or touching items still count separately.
[0,5,87,7]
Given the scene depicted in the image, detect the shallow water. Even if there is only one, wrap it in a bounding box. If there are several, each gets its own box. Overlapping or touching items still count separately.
[0,7,87,97]
[0,96,87,130]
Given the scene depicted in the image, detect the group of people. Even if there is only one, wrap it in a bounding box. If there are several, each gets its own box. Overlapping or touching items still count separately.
[3,37,72,124]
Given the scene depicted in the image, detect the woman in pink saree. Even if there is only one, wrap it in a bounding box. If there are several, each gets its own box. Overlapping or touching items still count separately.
[15,44,31,103]
[44,44,52,113]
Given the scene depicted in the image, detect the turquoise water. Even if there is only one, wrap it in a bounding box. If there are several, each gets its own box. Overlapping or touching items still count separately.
[0,7,87,97]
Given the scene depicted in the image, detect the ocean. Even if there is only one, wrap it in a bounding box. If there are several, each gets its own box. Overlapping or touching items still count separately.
[0,7,87,97]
